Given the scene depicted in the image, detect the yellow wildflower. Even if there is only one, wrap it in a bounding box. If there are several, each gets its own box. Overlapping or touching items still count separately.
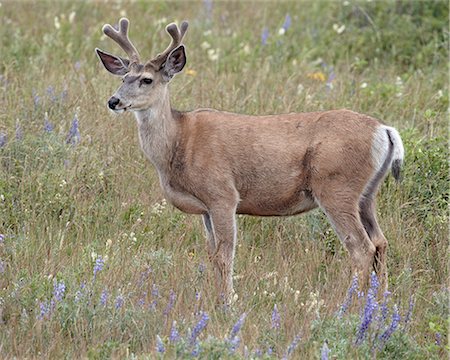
[307,72,326,82]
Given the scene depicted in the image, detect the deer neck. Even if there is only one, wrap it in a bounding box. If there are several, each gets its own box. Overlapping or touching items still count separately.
[134,89,178,173]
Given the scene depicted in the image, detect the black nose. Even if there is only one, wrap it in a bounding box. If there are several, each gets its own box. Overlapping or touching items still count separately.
[108,97,120,110]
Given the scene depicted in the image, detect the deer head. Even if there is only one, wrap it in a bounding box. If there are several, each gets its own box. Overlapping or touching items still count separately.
[95,18,188,113]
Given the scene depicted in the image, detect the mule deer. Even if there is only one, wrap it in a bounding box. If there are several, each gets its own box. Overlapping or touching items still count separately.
[96,18,404,301]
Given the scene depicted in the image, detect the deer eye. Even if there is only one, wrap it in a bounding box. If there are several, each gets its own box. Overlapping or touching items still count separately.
[141,78,153,85]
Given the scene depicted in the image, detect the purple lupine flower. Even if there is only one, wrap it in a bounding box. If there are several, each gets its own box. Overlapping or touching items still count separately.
[356,273,379,344]
[38,300,51,320]
[137,291,147,307]
[378,305,401,347]
[266,346,273,355]
[261,27,269,45]
[189,312,209,346]
[320,341,330,360]
[44,112,54,133]
[228,336,241,353]
[403,295,414,328]
[282,333,301,359]
[282,14,292,32]
[93,255,104,280]
[100,288,108,306]
[137,267,152,288]
[155,335,165,353]
[169,320,180,342]
[53,280,66,302]
[254,348,263,357]
[198,263,206,274]
[271,304,281,330]
[115,294,124,309]
[203,0,213,19]
[0,133,6,148]
[326,69,336,90]
[74,281,86,303]
[229,312,246,339]
[164,289,176,316]
[47,85,57,103]
[66,113,80,145]
[338,274,358,318]
[378,291,391,328]
[0,234,5,244]
[435,332,442,346]
[32,89,40,108]
[191,342,200,357]
[15,121,23,141]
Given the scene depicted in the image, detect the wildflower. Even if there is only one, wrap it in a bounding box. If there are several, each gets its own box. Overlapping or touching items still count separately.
[0,234,4,243]
[378,304,401,347]
[403,295,414,328]
[66,113,80,145]
[228,336,241,353]
[169,320,180,342]
[47,85,57,102]
[93,255,104,280]
[68,11,76,23]
[164,289,176,316]
[229,312,247,340]
[282,333,301,359]
[54,16,61,29]
[271,304,281,330]
[115,294,124,309]
[32,89,40,107]
[307,72,326,82]
[207,48,219,61]
[326,69,336,90]
[282,14,291,31]
[203,0,213,19]
[435,332,442,346]
[156,335,165,353]
[261,27,269,45]
[100,288,108,306]
[332,23,346,34]
[0,133,6,148]
[378,291,391,328]
[189,312,209,346]
[191,342,200,357]
[0,259,5,274]
[15,121,23,141]
[200,41,211,50]
[43,112,54,133]
[356,272,379,344]
[338,274,358,318]
[186,69,197,76]
[74,282,86,303]
[320,341,330,360]
[53,280,66,302]
[360,82,368,89]
[38,301,51,320]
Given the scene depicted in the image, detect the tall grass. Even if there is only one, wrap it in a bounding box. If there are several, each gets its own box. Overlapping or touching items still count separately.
[0,1,448,358]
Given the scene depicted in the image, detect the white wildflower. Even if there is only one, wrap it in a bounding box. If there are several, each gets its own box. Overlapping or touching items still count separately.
[332,23,346,34]
[201,41,211,50]
[360,82,368,89]
[68,11,76,23]
[54,16,61,29]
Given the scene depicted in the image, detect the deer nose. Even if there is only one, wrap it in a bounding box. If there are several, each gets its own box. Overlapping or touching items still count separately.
[108,97,120,110]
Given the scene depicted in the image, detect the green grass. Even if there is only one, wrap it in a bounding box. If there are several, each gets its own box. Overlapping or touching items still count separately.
[0,1,448,358]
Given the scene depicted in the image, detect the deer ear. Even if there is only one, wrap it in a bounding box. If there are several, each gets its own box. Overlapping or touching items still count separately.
[96,48,130,76]
[162,45,186,81]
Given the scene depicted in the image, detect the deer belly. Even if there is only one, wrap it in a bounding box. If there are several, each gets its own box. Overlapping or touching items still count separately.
[237,190,317,216]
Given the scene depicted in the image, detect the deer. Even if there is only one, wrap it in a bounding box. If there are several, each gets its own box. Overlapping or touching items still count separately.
[95,18,404,302]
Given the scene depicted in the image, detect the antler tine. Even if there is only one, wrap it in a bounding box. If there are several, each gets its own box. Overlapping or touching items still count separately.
[150,21,189,68]
[102,18,140,63]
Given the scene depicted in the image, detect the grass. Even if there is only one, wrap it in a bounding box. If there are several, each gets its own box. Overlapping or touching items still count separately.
[0,0,448,358]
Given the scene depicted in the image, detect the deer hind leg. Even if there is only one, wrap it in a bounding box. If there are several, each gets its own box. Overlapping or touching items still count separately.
[359,196,388,292]
[205,207,237,303]
[315,186,376,288]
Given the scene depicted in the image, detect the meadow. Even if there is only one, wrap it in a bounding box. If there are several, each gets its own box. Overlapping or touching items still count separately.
[0,1,448,358]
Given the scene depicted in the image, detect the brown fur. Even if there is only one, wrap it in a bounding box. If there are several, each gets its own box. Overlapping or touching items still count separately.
[96,19,402,301]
